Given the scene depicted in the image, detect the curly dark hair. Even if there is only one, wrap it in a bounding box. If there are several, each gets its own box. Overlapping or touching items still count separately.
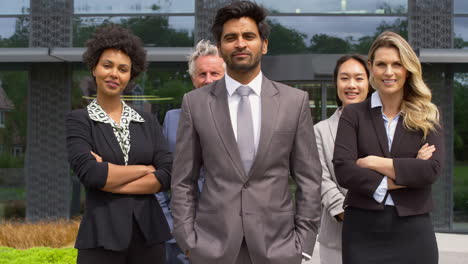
[82,24,147,80]
[211,1,270,44]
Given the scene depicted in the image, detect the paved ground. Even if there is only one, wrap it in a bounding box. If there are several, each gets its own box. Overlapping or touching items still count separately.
[302,233,468,264]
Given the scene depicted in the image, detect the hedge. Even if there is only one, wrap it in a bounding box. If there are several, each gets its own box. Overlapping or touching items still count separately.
[0,247,76,264]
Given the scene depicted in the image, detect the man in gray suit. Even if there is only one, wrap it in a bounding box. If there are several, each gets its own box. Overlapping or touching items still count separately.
[171,2,322,264]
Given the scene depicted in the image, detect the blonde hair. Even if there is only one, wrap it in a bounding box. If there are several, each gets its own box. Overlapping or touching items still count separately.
[368,31,440,139]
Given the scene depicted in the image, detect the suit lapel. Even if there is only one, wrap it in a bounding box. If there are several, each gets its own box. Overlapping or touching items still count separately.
[209,78,246,179]
[249,77,279,177]
[327,109,341,142]
[369,102,391,158]
[95,122,125,164]
[390,117,404,155]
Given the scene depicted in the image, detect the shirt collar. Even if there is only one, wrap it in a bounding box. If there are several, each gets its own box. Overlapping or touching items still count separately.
[87,99,145,125]
[371,91,383,109]
[371,91,402,120]
[225,71,263,96]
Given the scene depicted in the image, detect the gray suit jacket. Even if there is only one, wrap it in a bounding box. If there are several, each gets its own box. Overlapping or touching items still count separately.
[314,109,347,250]
[170,76,322,264]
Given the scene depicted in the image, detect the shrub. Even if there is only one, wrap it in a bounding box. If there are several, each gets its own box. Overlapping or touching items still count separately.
[0,219,79,249]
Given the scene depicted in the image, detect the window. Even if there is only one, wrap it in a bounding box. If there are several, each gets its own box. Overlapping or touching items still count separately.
[0,112,5,128]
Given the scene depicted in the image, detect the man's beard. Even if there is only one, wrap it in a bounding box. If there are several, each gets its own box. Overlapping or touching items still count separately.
[224,53,262,73]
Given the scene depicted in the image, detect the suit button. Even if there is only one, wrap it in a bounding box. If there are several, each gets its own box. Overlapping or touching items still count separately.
[243,182,249,188]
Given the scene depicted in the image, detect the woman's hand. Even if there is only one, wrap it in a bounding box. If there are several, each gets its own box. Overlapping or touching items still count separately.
[356,155,376,169]
[417,143,436,160]
[90,151,103,162]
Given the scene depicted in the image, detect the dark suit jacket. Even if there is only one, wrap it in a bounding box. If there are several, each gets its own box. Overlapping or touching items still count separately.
[66,108,172,251]
[333,98,444,217]
[171,76,322,264]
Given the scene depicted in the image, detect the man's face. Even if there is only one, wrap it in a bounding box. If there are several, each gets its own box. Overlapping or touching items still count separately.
[191,55,225,88]
[218,17,268,75]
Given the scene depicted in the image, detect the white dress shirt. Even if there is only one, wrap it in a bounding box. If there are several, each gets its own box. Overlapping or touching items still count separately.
[225,72,262,151]
[371,92,401,206]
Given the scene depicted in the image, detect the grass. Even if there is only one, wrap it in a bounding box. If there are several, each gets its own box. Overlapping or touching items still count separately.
[0,219,80,249]
[0,247,77,264]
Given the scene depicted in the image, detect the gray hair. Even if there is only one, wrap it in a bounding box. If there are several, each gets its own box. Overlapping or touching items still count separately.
[187,40,221,77]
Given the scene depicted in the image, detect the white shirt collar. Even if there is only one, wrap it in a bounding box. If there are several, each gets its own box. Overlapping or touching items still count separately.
[371,91,383,108]
[225,71,263,96]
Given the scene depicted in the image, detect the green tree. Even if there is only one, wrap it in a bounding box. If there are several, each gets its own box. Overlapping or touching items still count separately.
[267,19,307,55]
[0,17,29,47]
[308,34,352,53]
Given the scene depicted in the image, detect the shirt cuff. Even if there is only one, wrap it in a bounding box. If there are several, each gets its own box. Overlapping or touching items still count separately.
[302,252,312,261]
[373,177,388,203]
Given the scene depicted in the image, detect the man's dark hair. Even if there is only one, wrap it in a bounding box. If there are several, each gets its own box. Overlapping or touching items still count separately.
[82,24,147,80]
[333,54,371,107]
[211,1,270,43]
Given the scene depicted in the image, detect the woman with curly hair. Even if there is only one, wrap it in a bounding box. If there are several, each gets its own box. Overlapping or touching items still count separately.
[333,31,443,264]
[66,24,172,264]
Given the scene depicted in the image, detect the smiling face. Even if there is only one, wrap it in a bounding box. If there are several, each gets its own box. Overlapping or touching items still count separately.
[218,16,268,76]
[93,48,132,98]
[369,46,408,98]
[191,55,225,88]
[336,58,369,107]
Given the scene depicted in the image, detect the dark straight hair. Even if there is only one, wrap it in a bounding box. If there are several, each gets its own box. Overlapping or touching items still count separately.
[333,54,371,107]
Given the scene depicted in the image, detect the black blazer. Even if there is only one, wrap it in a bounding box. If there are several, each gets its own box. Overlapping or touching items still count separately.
[333,99,444,216]
[66,108,172,251]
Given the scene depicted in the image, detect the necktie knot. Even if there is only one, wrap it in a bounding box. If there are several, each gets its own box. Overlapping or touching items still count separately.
[237,85,252,97]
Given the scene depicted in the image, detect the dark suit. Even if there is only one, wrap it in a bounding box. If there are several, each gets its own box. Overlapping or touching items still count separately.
[171,76,322,264]
[333,98,443,264]
[66,109,172,252]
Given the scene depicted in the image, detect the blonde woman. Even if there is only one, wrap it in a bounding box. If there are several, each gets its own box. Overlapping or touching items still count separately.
[333,31,443,264]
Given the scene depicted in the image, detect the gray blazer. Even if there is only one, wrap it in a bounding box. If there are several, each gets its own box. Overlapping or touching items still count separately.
[314,109,347,250]
[170,76,322,264]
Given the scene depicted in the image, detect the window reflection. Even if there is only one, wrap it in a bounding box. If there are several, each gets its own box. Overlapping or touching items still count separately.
[0,71,27,219]
[0,1,29,15]
[454,18,468,49]
[73,16,194,47]
[0,18,29,48]
[267,16,406,55]
[453,73,468,231]
[455,0,468,14]
[74,0,194,14]
[256,0,406,14]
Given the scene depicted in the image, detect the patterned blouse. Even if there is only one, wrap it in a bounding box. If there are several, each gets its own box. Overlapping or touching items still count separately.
[87,99,145,165]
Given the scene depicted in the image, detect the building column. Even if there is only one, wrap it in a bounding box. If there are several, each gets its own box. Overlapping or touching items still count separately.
[26,0,73,221]
[408,0,454,230]
[194,0,235,43]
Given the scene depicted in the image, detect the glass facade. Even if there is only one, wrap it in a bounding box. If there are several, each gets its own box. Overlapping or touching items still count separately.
[0,1,29,15]
[267,16,406,55]
[455,0,468,14]
[74,0,194,14]
[0,70,27,220]
[0,0,464,231]
[256,0,407,14]
[73,16,194,47]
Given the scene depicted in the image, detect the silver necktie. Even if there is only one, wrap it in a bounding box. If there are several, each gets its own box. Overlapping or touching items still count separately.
[236,85,255,174]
